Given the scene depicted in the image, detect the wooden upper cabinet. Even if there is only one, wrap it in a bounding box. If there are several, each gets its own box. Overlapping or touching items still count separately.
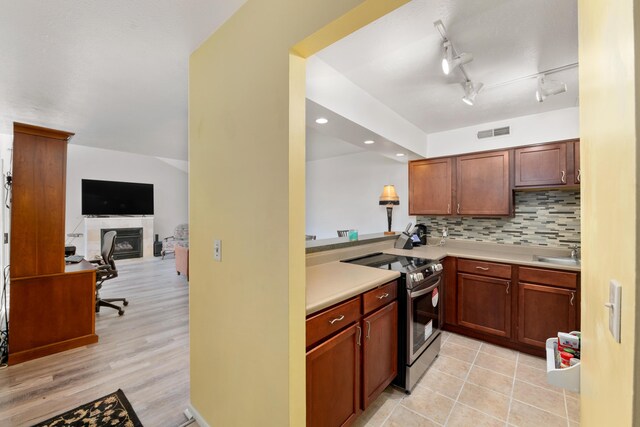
[409,158,453,215]
[10,123,73,278]
[515,142,568,187]
[456,150,511,216]
[574,141,581,184]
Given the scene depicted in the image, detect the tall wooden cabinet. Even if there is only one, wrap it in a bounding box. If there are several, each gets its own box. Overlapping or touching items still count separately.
[9,123,98,365]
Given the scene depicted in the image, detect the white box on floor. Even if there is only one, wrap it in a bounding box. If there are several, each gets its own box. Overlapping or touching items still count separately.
[546,337,580,393]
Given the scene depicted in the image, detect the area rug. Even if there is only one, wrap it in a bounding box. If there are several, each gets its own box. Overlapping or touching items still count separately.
[32,389,143,427]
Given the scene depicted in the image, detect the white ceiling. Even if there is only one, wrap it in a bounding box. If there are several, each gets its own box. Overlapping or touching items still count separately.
[306,100,423,162]
[313,0,578,135]
[0,0,246,160]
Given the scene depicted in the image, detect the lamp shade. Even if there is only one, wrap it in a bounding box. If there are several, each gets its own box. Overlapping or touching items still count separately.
[379,185,400,205]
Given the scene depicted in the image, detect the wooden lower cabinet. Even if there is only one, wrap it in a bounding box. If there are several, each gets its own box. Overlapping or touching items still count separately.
[457,273,511,338]
[307,324,361,427]
[306,280,398,426]
[444,258,580,357]
[518,283,577,348]
[362,301,398,409]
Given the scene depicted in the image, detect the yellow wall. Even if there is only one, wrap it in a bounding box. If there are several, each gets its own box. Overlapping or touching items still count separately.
[189,1,408,425]
[579,0,638,424]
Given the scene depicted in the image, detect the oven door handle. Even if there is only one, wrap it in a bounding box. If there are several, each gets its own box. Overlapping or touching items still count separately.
[409,277,442,298]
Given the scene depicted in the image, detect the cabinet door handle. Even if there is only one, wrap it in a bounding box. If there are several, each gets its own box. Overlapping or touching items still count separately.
[366,320,371,339]
[476,266,490,271]
[506,281,510,294]
[570,292,575,306]
[356,325,362,346]
[329,315,345,325]
[447,203,451,214]
[561,170,566,183]
[377,293,389,300]
[577,169,581,183]
[457,203,460,214]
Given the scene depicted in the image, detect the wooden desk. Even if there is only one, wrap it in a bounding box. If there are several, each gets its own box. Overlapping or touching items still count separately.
[8,260,99,365]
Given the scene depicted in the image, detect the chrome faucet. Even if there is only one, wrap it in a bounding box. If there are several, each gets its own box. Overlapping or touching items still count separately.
[569,244,581,260]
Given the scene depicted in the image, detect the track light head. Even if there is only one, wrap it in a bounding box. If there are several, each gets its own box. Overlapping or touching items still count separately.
[441,41,473,75]
[462,81,483,106]
[441,41,453,74]
[536,75,567,102]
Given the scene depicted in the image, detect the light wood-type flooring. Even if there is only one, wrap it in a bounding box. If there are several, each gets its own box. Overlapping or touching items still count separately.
[0,257,191,426]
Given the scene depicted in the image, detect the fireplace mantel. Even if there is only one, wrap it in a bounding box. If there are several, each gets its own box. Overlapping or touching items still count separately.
[84,217,154,260]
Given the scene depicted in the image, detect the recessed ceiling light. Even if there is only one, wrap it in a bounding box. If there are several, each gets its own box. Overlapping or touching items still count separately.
[364,140,375,145]
[315,118,328,124]
[396,153,405,157]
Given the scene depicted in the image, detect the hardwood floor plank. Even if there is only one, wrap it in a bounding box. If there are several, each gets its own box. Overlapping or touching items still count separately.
[0,257,191,426]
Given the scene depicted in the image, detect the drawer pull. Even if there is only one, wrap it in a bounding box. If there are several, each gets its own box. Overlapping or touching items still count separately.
[577,169,581,183]
[366,320,371,339]
[447,203,451,214]
[457,203,460,214]
[506,281,510,294]
[356,325,362,346]
[561,170,566,183]
[329,315,345,325]
[476,266,490,271]
[377,293,390,300]
[570,292,575,306]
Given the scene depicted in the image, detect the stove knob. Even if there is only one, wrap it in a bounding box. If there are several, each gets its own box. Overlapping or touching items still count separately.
[418,272,424,281]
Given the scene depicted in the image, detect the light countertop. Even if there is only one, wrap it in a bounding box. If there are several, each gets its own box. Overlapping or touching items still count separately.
[306,261,400,315]
[305,238,580,315]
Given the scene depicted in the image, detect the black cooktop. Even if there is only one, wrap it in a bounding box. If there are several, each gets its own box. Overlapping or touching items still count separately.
[342,252,434,274]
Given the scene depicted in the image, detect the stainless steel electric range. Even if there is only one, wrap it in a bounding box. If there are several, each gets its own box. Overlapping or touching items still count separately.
[342,252,443,393]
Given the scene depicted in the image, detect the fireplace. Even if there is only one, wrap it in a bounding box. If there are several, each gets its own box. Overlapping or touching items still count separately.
[101,228,143,260]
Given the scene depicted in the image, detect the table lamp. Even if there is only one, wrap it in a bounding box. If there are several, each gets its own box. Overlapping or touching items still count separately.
[379,185,399,235]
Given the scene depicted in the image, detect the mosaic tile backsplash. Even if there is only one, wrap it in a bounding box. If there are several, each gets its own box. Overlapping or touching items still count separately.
[417,190,580,248]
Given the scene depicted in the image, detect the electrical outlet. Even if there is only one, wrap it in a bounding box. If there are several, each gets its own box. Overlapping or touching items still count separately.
[213,239,222,262]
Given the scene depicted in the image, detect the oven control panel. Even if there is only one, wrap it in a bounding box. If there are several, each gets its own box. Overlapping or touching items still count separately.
[409,263,443,284]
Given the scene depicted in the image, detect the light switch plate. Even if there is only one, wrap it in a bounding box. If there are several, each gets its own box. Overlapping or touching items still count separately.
[214,239,222,262]
[608,280,622,342]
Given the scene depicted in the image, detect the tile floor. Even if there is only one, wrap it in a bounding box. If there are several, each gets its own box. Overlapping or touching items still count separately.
[355,331,580,427]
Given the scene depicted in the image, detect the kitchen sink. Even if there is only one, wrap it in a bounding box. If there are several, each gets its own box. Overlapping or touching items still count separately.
[533,255,580,267]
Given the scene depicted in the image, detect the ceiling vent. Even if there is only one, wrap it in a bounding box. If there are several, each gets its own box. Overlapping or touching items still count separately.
[477,126,510,139]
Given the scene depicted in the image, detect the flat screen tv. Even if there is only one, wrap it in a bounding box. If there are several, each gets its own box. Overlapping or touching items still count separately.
[82,179,154,216]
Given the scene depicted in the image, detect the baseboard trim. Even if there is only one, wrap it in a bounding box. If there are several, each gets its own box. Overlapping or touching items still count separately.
[187,403,210,427]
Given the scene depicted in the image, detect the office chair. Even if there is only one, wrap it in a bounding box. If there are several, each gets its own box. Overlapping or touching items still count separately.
[90,230,128,316]
[337,230,349,237]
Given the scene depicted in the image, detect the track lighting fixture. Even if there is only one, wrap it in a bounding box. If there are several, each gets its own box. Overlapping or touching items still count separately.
[536,75,567,102]
[441,41,473,75]
[462,81,483,106]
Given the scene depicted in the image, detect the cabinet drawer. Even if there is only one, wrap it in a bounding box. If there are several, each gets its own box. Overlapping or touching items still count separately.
[519,267,578,289]
[362,281,397,315]
[306,297,361,348]
[458,259,512,279]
